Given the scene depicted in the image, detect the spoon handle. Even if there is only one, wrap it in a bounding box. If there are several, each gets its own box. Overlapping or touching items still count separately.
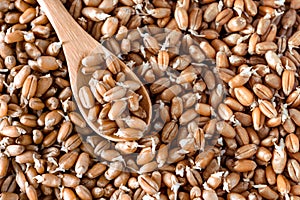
[38,0,80,43]
[37,0,99,59]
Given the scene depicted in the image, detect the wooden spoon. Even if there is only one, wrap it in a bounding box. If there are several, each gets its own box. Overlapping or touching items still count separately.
[37,0,152,141]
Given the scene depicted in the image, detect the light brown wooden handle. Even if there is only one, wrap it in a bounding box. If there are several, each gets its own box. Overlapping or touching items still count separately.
[37,0,87,45]
[37,0,100,73]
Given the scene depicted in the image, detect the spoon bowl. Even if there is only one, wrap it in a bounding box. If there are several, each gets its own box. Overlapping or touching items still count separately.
[37,0,152,141]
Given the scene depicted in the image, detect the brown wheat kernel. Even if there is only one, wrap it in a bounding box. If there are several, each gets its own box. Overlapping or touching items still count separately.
[282,69,295,96]
[233,86,254,106]
[258,99,278,118]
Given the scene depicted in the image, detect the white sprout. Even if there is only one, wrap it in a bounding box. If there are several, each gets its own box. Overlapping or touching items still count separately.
[211,107,218,118]
[61,98,70,113]
[252,184,267,188]
[240,66,253,77]
[218,150,225,158]
[274,10,284,17]
[141,45,147,58]
[296,86,300,93]
[126,60,136,69]
[47,157,58,166]
[233,7,243,17]
[153,192,161,200]
[45,119,55,128]
[129,166,139,174]
[119,96,130,102]
[133,141,146,148]
[51,166,65,173]
[261,65,271,74]
[274,0,285,6]
[151,137,157,155]
[188,157,195,165]
[223,171,229,177]
[188,29,206,37]
[137,27,150,38]
[212,171,224,178]
[112,0,118,6]
[263,13,272,19]
[157,161,164,168]
[3,81,15,96]
[33,154,42,170]
[271,96,277,108]
[114,129,122,137]
[140,61,151,75]
[35,5,40,16]
[25,181,30,189]
[177,149,190,155]
[120,185,131,192]
[0,137,11,150]
[100,161,108,166]
[160,37,170,51]
[229,115,241,126]
[274,138,285,158]
[281,103,289,123]
[5,27,12,35]
[177,1,184,7]
[56,59,63,68]
[138,94,143,102]
[228,55,236,64]
[216,84,223,97]
[218,0,223,11]
[250,101,258,111]
[223,179,230,192]
[76,170,83,178]
[17,127,26,135]
[142,194,155,200]
[243,178,250,182]
[134,3,144,15]
[96,13,111,21]
[116,81,129,89]
[285,193,290,200]
[20,96,29,107]
[288,43,298,54]
[217,137,223,146]
[193,162,202,171]
[50,42,62,53]
[172,58,181,69]
[176,166,185,178]
[117,53,123,60]
[60,143,68,153]
[146,8,155,16]
[274,91,285,100]
[217,156,221,166]
[276,63,284,75]
[171,175,182,200]
[195,93,202,100]
[33,175,44,183]
[203,182,212,190]
[158,100,165,109]
[59,186,64,199]
[284,59,293,71]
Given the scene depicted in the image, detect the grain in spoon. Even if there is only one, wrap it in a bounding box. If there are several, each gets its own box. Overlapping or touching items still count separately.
[37,0,152,141]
